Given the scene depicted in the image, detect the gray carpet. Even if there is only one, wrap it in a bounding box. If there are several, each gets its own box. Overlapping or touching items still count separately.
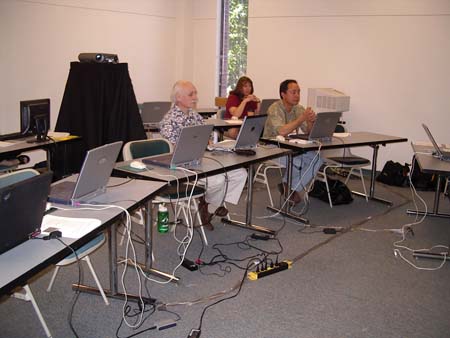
[1,172,449,338]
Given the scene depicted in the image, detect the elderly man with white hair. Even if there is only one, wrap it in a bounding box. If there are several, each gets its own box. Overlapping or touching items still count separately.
[159,80,247,230]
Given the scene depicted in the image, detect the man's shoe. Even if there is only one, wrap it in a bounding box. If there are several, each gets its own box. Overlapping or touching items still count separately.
[200,221,214,231]
[198,198,214,230]
[290,191,303,204]
[278,182,302,205]
[214,206,229,217]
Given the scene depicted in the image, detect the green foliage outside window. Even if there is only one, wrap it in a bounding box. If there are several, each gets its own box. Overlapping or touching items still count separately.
[227,0,248,93]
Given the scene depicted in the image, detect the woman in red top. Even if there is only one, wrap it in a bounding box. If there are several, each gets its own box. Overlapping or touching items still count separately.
[224,76,261,139]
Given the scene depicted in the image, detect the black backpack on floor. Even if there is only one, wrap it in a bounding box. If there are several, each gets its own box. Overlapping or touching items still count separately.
[376,161,410,187]
[410,158,438,191]
[310,178,353,205]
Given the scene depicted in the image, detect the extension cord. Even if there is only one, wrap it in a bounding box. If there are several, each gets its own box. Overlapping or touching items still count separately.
[156,319,177,331]
[389,229,403,235]
[187,329,201,338]
[247,260,292,281]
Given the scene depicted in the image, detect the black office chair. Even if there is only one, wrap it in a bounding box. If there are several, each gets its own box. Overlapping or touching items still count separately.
[315,124,370,207]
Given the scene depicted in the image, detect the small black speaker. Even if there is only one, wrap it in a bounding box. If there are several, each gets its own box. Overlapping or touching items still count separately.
[78,53,119,64]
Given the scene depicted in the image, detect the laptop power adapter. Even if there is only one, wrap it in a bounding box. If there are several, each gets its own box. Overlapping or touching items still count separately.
[181,258,198,271]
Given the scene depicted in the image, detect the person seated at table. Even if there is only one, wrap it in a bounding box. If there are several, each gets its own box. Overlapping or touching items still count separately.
[159,80,247,230]
[263,79,323,204]
[224,76,261,139]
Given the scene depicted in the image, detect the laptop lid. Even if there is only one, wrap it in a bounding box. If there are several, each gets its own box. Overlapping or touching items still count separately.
[48,141,123,205]
[143,124,213,168]
[422,123,450,160]
[234,115,267,150]
[141,102,171,126]
[308,112,342,140]
[260,99,278,115]
[0,172,52,254]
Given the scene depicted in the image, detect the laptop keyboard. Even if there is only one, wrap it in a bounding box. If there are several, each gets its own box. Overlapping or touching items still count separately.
[0,132,24,141]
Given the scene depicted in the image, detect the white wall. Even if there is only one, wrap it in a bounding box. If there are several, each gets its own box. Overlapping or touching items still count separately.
[0,0,178,134]
[192,0,219,108]
[247,0,450,167]
[3,0,448,169]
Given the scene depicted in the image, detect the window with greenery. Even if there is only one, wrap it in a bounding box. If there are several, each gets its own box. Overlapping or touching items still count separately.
[218,0,249,97]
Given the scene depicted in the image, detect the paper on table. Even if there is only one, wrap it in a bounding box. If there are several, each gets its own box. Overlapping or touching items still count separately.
[0,141,14,147]
[413,141,433,147]
[47,131,70,138]
[333,132,350,137]
[412,141,450,152]
[224,119,243,125]
[41,215,101,239]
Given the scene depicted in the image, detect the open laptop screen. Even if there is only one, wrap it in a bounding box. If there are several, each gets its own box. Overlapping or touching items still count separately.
[143,124,213,168]
[234,115,267,150]
[288,111,342,140]
[422,123,450,160]
[48,141,122,205]
[141,102,171,126]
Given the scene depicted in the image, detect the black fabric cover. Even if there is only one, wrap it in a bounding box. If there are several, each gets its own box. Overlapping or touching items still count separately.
[54,62,145,175]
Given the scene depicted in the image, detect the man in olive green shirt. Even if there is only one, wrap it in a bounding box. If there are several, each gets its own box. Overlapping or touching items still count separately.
[263,79,323,203]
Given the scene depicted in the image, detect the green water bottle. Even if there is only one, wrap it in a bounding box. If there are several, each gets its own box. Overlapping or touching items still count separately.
[157,203,169,233]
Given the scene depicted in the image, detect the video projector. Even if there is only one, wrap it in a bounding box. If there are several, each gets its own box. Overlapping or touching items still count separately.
[78,53,119,64]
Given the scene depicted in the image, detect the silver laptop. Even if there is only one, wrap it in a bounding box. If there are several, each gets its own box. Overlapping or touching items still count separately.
[208,115,267,152]
[0,172,52,254]
[48,141,123,205]
[260,99,278,114]
[143,124,213,168]
[288,112,342,141]
[422,123,450,161]
[141,102,171,129]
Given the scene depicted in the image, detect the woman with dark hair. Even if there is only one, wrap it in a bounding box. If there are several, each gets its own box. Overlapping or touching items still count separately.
[224,76,261,139]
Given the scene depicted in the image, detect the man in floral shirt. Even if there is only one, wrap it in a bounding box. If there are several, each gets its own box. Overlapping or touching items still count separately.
[160,80,247,230]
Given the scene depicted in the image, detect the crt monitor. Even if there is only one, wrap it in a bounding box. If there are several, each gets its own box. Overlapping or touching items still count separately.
[20,98,50,142]
[307,88,350,113]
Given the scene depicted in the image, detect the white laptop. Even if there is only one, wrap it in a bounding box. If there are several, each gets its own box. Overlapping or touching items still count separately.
[143,124,213,168]
[422,123,450,161]
[208,115,267,152]
[288,112,342,141]
[48,141,123,205]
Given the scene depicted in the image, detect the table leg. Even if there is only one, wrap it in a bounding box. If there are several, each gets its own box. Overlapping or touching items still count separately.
[45,148,51,171]
[413,251,450,260]
[73,219,157,303]
[407,175,450,218]
[123,200,179,282]
[266,152,310,224]
[351,144,392,205]
[222,163,276,235]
